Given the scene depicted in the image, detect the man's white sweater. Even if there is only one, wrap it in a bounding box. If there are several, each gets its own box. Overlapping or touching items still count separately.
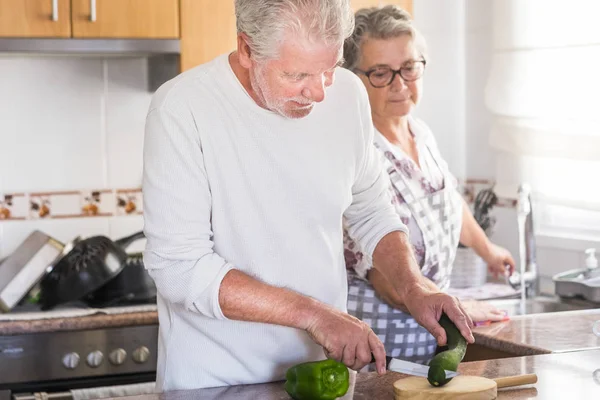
[143,54,406,390]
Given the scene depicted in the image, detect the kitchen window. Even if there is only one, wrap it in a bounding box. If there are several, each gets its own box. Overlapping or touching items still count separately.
[485,0,600,242]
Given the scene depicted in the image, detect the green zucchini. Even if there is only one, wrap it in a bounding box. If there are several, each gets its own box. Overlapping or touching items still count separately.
[427,313,467,387]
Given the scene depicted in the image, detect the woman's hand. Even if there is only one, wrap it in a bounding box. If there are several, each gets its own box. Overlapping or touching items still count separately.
[401,282,475,346]
[483,243,515,278]
[369,269,474,346]
[461,300,507,323]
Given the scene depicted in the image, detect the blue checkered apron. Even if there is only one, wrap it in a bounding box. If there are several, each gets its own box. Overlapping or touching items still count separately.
[347,136,463,365]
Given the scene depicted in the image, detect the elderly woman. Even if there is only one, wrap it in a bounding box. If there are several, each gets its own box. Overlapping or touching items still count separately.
[343,6,516,365]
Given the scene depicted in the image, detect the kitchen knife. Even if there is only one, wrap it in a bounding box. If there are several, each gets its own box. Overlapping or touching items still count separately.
[371,355,459,378]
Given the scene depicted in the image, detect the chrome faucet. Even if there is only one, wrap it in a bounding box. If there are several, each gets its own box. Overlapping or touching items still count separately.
[508,184,538,298]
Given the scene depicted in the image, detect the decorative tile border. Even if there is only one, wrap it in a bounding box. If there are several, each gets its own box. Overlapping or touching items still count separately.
[0,179,516,222]
[116,189,143,216]
[0,193,27,221]
[0,188,142,221]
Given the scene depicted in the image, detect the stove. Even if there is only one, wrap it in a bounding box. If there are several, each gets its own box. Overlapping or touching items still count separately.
[0,303,158,400]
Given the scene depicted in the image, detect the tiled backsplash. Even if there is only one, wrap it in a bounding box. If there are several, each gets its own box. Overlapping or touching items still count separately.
[0,56,151,192]
[0,56,152,258]
[0,189,142,220]
[0,55,516,261]
[0,179,515,260]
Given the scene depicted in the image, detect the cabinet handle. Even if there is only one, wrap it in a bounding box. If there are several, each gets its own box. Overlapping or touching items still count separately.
[90,0,97,22]
[51,0,58,21]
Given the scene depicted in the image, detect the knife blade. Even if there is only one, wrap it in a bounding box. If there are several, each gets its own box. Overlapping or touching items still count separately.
[372,355,459,378]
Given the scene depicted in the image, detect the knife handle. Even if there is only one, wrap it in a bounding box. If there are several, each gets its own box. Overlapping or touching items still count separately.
[370,354,392,368]
[494,374,538,388]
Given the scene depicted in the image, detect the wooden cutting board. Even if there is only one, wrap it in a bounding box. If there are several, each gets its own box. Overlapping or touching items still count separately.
[394,374,537,400]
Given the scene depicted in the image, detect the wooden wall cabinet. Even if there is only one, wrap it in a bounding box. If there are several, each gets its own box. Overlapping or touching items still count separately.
[0,0,413,77]
[351,0,413,14]
[0,0,71,37]
[180,0,413,72]
[71,0,179,39]
[0,0,179,39]
[180,0,237,72]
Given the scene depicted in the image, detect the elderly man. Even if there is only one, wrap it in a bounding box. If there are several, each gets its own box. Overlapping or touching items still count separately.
[143,0,473,391]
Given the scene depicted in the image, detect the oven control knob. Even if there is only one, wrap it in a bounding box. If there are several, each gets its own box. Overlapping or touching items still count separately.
[62,352,80,369]
[109,348,127,365]
[86,350,104,368]
[132,346,150,364]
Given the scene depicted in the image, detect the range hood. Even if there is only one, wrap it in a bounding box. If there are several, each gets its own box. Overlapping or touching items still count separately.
[0,38,181,91]
[0,38,179,54]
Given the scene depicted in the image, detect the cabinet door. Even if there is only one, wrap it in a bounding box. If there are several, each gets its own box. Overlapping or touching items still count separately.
[386,0,413,15]
[351,0,412,15]
[351,0,380,10]
[0,0,71,37]
[180,0,237,71]
[71,0,179,38]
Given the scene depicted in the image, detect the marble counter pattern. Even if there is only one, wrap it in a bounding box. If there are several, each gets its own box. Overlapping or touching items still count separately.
[473,309,600,354]
[110,349,600,400]
[0,311,158,335]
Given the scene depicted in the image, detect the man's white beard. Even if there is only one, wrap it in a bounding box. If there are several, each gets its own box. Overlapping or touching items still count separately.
[249,66,314,119]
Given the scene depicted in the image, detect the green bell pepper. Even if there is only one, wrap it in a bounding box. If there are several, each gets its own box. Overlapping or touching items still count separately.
[284,359,349,400]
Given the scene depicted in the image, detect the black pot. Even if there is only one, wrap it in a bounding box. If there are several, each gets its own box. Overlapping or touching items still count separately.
[39,231,144,310]
[83,251,156,308]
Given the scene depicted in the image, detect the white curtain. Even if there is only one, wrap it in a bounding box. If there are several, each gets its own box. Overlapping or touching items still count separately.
[485,0,600,220]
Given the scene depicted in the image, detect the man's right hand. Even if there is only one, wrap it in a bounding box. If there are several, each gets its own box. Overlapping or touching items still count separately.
[304,303,387,374]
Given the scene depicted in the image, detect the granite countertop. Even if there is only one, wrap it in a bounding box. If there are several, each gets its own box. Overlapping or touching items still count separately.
[0,308,158,335]
[106,349,600,399]
[473,308,600,354]
[2,303,598,354]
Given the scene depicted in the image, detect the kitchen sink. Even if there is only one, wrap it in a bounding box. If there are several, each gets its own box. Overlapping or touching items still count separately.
[486,295,599,316]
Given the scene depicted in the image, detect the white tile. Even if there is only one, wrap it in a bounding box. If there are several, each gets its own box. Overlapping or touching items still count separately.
[0,193,28,220]
[115,189,143,216]
[79,189,116,216]
[0,57,105,192]
[0,218,111,257]
[108,215,145,253]
[105,58,153,189]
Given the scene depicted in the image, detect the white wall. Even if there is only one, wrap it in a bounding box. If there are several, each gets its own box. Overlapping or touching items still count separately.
[464,0,495,179]
[0,57,150,256]
[0,3,587,293]
[413,0,496,181]
[411,1,589,294]
[0,1,515,264]
[412,0,521,274]
[412,0,467,180]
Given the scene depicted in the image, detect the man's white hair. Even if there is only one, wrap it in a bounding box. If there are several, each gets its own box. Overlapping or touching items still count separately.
[235,0,355,61]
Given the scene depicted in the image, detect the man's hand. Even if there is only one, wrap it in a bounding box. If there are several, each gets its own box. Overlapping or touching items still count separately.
[402,282,475,346]
[304,303,387,375]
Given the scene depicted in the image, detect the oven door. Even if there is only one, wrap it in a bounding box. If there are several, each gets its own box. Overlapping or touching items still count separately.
[9,375,156,400]
[10,378,156,400]
[0,325,158,400]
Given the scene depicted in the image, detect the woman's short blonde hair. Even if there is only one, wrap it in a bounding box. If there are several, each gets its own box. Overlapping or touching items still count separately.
[343,5,427,71]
